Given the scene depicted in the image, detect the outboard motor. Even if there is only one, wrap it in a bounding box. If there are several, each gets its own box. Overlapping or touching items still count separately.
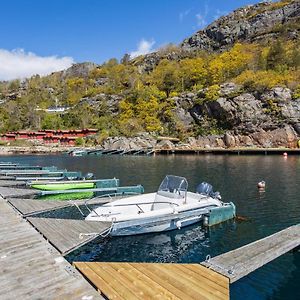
[196,182,222,200]
[196,182,213,196]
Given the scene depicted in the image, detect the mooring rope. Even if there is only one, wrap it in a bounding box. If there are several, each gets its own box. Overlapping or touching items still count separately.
[79,219,115,239]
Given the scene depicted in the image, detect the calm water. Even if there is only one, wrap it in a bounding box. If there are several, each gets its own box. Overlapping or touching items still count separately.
[1,153,300,299]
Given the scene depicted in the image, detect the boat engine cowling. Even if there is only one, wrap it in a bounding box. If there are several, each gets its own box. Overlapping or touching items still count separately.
[196,182,221,199]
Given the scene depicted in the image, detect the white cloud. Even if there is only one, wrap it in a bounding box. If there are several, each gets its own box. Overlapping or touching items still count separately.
[195,4,209,29]
[130,39,155,58]
[196,13,208,28]
[213,9,228,20]
[179,9,191,22]
[0,49,74,81]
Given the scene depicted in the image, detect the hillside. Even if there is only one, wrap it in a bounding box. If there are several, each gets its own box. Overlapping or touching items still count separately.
[0,0,299,149]
[181,0,300,51]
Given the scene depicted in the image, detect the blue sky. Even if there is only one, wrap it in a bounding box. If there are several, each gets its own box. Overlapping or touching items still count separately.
[0,0,261,80]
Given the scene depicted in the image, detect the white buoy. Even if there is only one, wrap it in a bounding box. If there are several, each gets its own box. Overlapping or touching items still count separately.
[283,152,288,157]
[257,181,266,189]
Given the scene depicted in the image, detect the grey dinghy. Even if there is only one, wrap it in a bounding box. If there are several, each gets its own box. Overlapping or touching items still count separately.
[85,175,236,236]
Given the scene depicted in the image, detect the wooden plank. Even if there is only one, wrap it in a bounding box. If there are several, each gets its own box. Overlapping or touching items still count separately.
[98,262,174,300]
[74,262,229,300]
[74,262,122,299]
[8,198,76,216]
[167,264,228,299]
[0,187,38,198]
[88,263,141,299]
[7,195,124,216]
[0,198,103,300]
[0,180,26,187]
[201,225,300,282]
[113,262,182,300]
[183,264,228,288]
[27,217,111,255]
[144,263,213,300]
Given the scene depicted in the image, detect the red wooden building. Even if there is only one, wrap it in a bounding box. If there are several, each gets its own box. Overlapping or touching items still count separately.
[1,128,98,144]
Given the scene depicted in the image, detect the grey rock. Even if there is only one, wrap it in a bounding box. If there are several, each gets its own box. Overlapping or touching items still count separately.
[219,82,242,96]
[181,1,300,52]
[156,140,175,149]
[261,87,292,102]
[224,133,236,147]
[62,62,98,78]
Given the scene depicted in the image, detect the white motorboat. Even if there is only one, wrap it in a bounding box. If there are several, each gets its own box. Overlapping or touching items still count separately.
[85,175,235,236]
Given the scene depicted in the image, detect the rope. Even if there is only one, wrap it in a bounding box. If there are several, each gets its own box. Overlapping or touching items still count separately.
[79,219,115,239]
[71,201,85,216]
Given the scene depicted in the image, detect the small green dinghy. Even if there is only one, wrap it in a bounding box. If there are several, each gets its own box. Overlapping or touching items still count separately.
[31,182,95,191]
[37,191,94,201]
[29,178,120,191]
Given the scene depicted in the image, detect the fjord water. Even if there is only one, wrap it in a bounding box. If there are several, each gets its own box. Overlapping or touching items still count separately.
[2,154,300,300]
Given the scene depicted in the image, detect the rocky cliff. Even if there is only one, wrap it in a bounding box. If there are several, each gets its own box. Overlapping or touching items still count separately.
[170,83,300,148]
[181,0,300,52]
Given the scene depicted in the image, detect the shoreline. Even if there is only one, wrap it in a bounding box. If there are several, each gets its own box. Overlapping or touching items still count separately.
[0,145,299,155]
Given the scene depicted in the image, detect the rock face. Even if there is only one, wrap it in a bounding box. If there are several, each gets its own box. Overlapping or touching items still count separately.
[78,93,121,115]
[62,62,98,78]
[181,1,300,51]
[172,84,300,148]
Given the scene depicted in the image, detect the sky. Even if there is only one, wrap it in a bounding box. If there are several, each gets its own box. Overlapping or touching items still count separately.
[0,0,262,80]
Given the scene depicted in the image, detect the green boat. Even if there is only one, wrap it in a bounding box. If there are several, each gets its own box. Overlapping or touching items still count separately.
[29,178,120,191]
[31,182,95,191]
[37,191,94,201]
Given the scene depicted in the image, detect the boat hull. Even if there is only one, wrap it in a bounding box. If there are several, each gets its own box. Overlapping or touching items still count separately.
[110,207,211,236]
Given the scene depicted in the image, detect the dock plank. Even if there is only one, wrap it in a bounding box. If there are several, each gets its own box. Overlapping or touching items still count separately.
[0,180,26,187]
[8,198,77,216]
[74,262,229,300]
[201,225,300,282]
[0,198,103,300]
[7,195,123,216]
[0,187,38,198]
[27,217,111,255]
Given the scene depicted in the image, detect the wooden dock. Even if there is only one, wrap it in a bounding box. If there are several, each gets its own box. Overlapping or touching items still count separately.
[201,224,300,283]
[0,198,103,300]
[0,186,38,198]
[7,197,112,216]
[27,217,111,255]
[0,179,26,187]
[74,262,229,300]
[155,148,300,155]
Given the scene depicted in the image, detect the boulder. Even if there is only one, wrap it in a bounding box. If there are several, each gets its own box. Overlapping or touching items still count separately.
[261,87,292,102]
[156,140,175,150]
[224,133,236,148]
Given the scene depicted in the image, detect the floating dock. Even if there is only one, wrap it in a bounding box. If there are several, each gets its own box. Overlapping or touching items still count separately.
[27,217,111,255]
[0,198,103,300]
[74,262,229,300]
[155,148,300,155]
[7,196,112,217]
[72,147,300,157]
[201,224,300,283]
[0,186,38,198]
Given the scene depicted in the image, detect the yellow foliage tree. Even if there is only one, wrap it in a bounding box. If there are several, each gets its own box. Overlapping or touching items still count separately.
[179,57,208,90]
[208,43,256,84]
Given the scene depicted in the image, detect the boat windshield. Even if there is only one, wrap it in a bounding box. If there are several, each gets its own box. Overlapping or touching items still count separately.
[157,175,188,198]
